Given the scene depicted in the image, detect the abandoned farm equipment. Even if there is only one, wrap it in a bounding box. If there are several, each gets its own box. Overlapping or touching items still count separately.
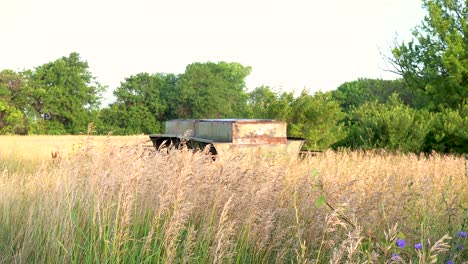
[149,119,305,157]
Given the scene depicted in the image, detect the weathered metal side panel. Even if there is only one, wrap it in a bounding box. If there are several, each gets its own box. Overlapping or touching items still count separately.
[165,120,195,136]
[286,139,305,155]
[195,121,232,142]
[232,122,287,145]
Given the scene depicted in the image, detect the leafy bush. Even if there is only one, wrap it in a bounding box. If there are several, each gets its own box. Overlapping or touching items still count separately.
[337,94,433,152]
[289,91,346,150]
[0,101,27,134]
[29,119,68,135]
[423,105,468,153]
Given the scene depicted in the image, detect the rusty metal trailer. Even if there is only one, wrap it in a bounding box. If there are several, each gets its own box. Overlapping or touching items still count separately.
[149,119,304,157]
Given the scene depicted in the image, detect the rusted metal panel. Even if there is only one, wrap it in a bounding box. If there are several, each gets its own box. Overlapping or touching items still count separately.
[197,119,275,122]
[232,122,287,145]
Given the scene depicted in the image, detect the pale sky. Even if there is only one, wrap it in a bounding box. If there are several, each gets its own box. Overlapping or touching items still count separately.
[1,0,425,104]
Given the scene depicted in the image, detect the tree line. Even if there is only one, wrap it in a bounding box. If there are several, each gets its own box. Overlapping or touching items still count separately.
[0,0,466,153]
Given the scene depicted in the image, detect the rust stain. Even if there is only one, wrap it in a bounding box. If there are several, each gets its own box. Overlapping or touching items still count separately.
[233,137,287,145]
[232,122,287,145]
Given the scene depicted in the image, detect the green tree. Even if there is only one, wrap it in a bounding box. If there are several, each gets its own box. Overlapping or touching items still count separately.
[100,73,170,134]
[0,71,13,100]
[176,62,251,118]
[332,78,416,111]
[246,86,294,120]
[0,70,29,108]
[158,73,180,120]
[289,91,346,150]
[26,52,104,134]
[0,70,29,134]
[390,0,467,110]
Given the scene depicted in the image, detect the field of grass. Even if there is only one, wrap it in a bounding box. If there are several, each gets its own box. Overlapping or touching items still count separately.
[0,135,466,263]
[0,135,147,160]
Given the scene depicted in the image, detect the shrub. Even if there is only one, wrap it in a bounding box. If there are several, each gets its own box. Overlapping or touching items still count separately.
[338,94,433,152]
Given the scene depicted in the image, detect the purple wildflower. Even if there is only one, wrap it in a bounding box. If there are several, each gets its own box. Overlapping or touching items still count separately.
[456,245,463,250]
[446,260,453,264]
[396,238,406,248]
[457,231,467,238]
[391,253,401,261]
[414,243,422,250]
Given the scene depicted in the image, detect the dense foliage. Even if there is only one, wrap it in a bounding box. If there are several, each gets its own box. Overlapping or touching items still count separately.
[98,73,172,135]
[390,0,467,111]
[0,0,466,153]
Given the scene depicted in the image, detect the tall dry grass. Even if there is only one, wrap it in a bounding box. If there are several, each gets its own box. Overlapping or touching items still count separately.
[0,136,466,263]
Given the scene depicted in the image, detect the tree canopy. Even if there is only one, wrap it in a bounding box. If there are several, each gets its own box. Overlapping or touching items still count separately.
[25,52,104,134]
[245,86,294,120]
[99,73,173,134]
[390,0,467,111]
[176,62,251,118]
[331,78,418,111]
[0,70,28,134]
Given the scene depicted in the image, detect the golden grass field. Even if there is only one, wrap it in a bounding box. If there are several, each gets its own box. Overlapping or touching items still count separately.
[0,135,149,160]
[0,135,466,263]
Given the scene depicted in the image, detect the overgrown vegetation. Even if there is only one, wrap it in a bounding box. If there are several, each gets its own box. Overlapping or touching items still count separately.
[0,137,466,263]
[0,0,466,153]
